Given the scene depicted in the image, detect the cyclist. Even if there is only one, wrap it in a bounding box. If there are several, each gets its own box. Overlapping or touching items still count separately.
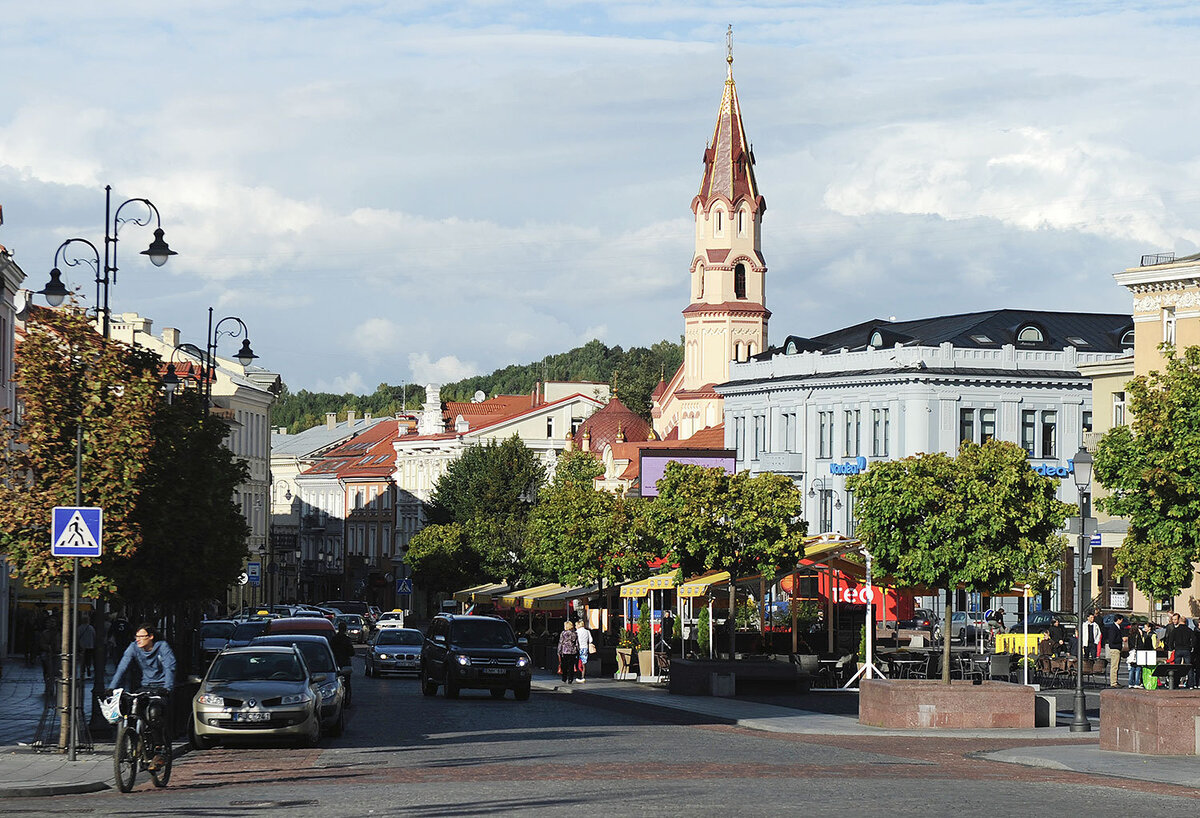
[107,624,176,770]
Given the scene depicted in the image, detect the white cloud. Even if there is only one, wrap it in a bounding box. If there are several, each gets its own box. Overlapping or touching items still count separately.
[408,352,478,385]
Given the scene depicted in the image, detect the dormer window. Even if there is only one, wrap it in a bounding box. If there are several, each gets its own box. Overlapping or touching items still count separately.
[969,334,994,345]
[784,340,798,355]
[1016,325,1044,344]
[1121,328,1134,347]
[869,331,883,348]
[1066,336,1089,347]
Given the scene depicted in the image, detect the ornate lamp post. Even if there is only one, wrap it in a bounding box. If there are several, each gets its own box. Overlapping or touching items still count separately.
[39,186,176,339]
[161,309,257,409]
[1070,446,1094,733]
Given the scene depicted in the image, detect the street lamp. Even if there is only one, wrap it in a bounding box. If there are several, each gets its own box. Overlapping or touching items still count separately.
[1070,446,1093,733]
[39,186,176,339]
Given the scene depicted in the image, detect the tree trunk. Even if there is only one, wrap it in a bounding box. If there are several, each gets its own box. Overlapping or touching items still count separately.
[942,584,953,685]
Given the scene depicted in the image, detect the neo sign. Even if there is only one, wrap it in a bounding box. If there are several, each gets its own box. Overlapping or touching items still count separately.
[830,456,868,476]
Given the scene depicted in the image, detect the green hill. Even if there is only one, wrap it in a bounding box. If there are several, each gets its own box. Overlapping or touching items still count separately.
[271,339,682,434]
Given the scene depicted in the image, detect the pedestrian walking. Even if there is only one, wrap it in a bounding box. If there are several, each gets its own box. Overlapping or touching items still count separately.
[77,616,96,678]
[557,621,579,684]
[575,619,593,683]
[1080,612,1101,659]
[1102,613,1126,687]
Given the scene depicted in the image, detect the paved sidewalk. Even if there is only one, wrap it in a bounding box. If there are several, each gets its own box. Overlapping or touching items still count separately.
[531,670,1200,790]
[0,655,113,797]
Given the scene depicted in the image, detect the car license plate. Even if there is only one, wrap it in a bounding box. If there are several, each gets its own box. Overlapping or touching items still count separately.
[232,712,270,722]
[482,668,507,675]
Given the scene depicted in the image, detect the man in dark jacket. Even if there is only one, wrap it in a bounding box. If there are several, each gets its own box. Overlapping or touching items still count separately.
[1046,617,1067,656]
[331,623,355,707]
[1164,612,1193,688]
[1101,613,1126,687]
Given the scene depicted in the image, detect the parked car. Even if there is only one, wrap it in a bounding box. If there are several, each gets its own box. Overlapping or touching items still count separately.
[420,614,532,700]
[193,620,237,670]
[365,628,423,677]
[320,600,372,621]
[225,619,271,649]
[937,611,986,643]
[899,608,937,633]
[190,645,322,748]
[335,614,368,643]
[375,610,407,630]
[249,634,346,736]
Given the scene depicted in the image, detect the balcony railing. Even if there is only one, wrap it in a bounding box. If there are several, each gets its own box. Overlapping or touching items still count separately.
[1141,252,1176,267]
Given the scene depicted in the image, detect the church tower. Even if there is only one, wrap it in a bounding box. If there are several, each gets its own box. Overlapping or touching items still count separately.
[653,30,770,440]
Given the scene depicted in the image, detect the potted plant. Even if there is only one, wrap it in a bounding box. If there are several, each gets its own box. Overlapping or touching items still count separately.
[616,629,637,677]
[637,599,656,677]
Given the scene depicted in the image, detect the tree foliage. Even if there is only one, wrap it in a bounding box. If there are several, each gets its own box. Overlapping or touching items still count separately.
[847,440,1071,682]
[0,307,158,595]
[270,338,684,431]
[524,451,657,588]
[407,437,546,592]
[646,463,807,657]
[0,305,256,607]
[1094,345,1200,600]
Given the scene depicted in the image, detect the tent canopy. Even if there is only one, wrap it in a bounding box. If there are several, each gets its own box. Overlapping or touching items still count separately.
[498,583,560,608]
[527,584,598,611]
[619,572,678,598]
[678,571,731,598]
[451,582,508,604]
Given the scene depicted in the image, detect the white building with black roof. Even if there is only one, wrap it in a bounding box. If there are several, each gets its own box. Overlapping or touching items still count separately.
[715,308,1133,611]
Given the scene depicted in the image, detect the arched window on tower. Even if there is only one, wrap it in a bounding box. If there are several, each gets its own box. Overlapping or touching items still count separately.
[734,264,747,299]
[737,209,745,237]
[734,341,743,362]
[714,208,724,237]
[696,264,704,299]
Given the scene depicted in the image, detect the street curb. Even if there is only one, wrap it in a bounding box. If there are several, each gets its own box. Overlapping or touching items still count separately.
[0,780,111,798]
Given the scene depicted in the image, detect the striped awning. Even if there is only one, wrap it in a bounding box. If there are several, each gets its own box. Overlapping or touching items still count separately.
[453,583,501,604]
[497,583,561,609]
[619,572,678,598]
[678,571,731,598]
[527,584,598,611]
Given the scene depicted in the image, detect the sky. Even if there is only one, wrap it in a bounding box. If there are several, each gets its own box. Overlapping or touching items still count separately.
[3,1,1200,395]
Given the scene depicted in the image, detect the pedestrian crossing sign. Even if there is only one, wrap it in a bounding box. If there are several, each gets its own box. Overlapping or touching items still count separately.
[51,507,103,557]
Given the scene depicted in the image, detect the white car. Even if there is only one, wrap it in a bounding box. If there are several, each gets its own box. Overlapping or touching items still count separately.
[375,611,406,629]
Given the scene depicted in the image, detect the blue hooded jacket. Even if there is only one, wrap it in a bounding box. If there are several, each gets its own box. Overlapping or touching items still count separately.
[111,638,176,691]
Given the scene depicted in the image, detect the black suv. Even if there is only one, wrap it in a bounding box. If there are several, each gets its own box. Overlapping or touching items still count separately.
[420,614,532,700]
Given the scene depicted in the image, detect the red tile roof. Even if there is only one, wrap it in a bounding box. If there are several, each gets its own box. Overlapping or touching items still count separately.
[682,301,771,318]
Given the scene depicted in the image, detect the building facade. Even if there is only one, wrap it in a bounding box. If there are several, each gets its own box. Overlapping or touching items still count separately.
[0,242,25,657]
[717,309,1133,611]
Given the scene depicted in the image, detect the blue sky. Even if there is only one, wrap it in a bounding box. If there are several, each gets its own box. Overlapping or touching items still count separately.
[3,2,1200,394]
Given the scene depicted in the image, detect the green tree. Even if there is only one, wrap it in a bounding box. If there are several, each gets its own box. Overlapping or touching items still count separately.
[406,523,480,596]
[1094,345,1200,601]
[647,464,807,659]
[0,306,158,595]
[524,451,658,605]
[848,440,1071,683]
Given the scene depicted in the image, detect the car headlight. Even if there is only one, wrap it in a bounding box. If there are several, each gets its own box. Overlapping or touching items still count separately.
[516,657,530,668]
[378,653,390,660]
[280,693,310,705]
[455,654,471,666]
[318,682,340,701]
[196,693,224,706]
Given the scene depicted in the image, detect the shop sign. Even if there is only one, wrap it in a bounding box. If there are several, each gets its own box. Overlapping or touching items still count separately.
[830,456,868,476]
[1031,460,1076,479]
[833,586,875,605]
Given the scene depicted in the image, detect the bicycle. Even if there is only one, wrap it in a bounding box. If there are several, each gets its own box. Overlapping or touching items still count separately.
[106,689,173,792]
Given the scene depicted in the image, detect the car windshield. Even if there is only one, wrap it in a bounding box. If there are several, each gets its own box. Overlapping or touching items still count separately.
[208,652,306,682]
[376,630,421,646]
[338,616,364,626]
[199,622,236,640]
[380,613,402,621]
[231,621,269,641]
[453,620,516,648]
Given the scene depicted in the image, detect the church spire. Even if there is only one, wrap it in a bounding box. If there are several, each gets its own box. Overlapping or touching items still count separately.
[696,25,762,212]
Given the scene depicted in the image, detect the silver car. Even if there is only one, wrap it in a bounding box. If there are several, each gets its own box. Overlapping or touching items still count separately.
[190,646,322,748]
[365,628,423,677]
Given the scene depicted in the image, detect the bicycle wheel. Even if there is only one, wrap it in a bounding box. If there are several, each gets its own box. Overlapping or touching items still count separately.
[149,737,172,788]
[113,723,138,793]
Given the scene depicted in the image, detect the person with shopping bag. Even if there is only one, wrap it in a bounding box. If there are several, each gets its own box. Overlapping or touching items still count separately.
[557,621,579,684]
[575,620,594,683]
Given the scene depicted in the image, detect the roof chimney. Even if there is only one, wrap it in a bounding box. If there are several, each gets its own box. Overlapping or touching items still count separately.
[346,410,357,425]
[326,412,337,429]
[364,412,372,422]
[162,327,181,348]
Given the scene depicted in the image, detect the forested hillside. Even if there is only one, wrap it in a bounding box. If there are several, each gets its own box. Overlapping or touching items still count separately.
[271,339,682,433]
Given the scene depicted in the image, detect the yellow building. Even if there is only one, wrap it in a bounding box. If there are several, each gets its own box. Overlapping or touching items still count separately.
[1083,251,1200,617]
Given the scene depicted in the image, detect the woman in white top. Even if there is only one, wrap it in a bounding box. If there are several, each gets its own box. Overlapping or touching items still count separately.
[574,621,593,682]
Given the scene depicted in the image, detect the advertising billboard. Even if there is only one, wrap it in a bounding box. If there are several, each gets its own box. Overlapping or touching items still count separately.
[639,448,737,497]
